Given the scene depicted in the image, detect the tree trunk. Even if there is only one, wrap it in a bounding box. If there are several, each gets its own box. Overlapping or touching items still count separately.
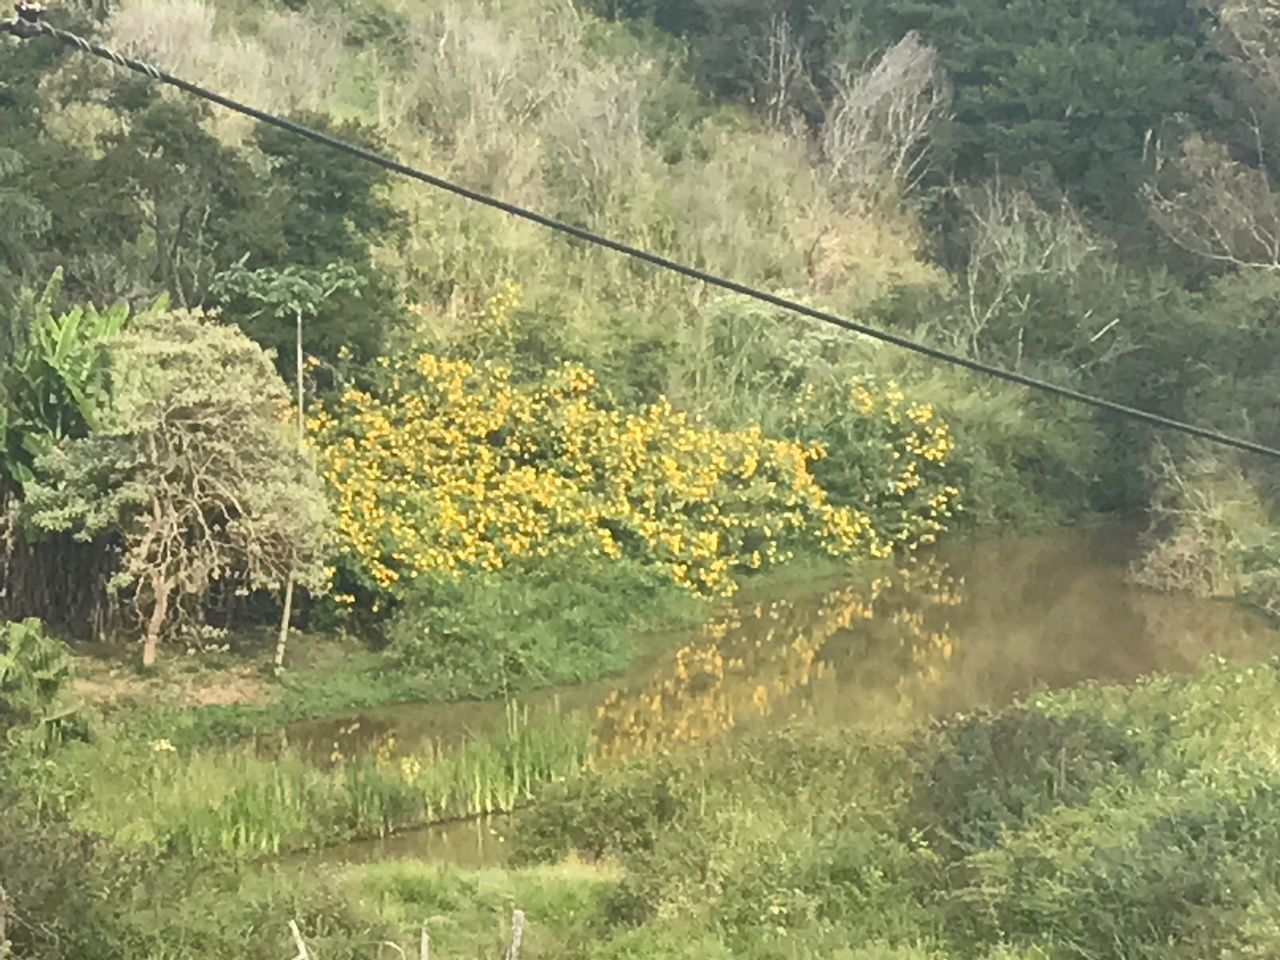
[276,308,305,676]
[295,309,305,437]
[275,573,295,674]
[1,517,117,642]
[143,577,171,668]
[0,884,11,960]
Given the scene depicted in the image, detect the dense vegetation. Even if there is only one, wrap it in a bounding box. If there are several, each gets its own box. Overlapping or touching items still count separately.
[2,0,1279,956]
[8,616,1280,958]
[509,656,1280,959]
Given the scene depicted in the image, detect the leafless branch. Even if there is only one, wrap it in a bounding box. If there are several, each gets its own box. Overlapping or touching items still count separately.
[821,31,951,204]
[289,920,312,960]
[1219,0,1280,102]
[748,13,809,128]
[952,176,1103,362]
[1146,130,1280,271]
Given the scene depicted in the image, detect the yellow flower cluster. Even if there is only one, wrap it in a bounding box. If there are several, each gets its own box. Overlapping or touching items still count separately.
[310,340,959,600]
[790,378,961,555]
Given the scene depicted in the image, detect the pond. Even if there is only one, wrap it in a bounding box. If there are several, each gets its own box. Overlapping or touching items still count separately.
[289,525,1280,868]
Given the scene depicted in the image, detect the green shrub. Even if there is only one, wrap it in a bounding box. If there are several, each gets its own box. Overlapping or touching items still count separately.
[0,780,153,960]
[0,617,83,749]
[949,772,1280,959]
[387,557,699,699]
[906,708,1151,859]
[511,758,684,866]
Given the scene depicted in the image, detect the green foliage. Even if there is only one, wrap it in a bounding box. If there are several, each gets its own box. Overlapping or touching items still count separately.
[0,618,81,749]
[512,757,683,866]
[0,148,49,322]
[1133,442,1280,619]
[226,111,402,370]
[348,860,617,959]
[594,0,1219,213]
[0,796,147,960]
[82,86,270,307]
[951,773,1280,959]
[906,708,1148,858]
[22,309,332,658]
[60,703,591,859]
[515,660,1280,958]
[208,259,367,393]
[386,557,700,699]
[0,271,133,487]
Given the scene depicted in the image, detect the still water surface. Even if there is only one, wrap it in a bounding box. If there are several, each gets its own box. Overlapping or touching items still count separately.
[295,527,1280,867]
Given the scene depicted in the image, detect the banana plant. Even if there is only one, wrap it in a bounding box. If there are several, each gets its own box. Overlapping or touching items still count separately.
[0,271,152,487]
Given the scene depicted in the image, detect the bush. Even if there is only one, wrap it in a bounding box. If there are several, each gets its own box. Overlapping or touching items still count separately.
[0,618,82,749]
[511,757,684,866]
[1134,444,1280,620]
[949,773,1280,959]
[0,799,146,960]
[312,290,962,610]
[906,708,1149,858]
[386,555,696,698]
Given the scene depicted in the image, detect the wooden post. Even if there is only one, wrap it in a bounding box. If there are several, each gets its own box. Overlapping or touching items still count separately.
[420,925,429,960]
[274,572,295,675]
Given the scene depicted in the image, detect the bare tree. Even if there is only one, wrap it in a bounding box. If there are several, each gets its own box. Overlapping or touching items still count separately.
[821,32,951,204]
[1219,0,1280,101]
[1143,3,1280,270]
[951,176,1105,364]
[749,13,809,128]
[1147,130,1280,271]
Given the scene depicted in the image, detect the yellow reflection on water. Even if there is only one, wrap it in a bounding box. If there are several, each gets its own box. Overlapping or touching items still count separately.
[590,559,963,764]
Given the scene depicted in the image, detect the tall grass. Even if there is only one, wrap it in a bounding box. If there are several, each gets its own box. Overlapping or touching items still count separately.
[66,701,591,859]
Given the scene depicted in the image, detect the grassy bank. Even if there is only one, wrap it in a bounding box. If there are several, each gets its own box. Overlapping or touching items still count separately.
[12,654,1280,959]
[505,655,1280,959]
[45,701,591,860]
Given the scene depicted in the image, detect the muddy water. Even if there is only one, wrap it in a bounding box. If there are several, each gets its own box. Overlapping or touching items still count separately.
[297,526,1280,867]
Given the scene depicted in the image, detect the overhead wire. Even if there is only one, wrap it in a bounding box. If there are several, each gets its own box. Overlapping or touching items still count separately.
[5,12,1280,462]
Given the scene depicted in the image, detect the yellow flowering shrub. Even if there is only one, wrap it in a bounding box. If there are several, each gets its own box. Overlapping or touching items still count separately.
[310,316,960,603]
[788,378,961,549]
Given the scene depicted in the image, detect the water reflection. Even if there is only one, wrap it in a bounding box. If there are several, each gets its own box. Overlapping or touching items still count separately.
[302,527,1280,866]
[290,528,1280,768]
[311,815,513,870]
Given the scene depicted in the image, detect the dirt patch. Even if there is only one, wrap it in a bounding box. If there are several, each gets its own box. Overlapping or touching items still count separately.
[72,662,273,709]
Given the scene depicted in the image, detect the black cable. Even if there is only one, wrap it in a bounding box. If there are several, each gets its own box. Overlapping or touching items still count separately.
[8,15,1280,462]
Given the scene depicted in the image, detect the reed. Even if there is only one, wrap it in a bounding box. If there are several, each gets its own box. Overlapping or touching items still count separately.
[68,702,591,859]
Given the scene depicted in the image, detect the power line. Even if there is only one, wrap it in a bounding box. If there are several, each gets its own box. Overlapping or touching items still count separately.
[7,14,1280,463]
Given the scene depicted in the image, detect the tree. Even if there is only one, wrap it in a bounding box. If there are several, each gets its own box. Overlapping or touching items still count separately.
[204,113,403,373]
[86,88,275,309]
[1218,0,1280,106]
[1147,131,1280,271]
[0,150,49,326]
[595,0,1218,218]
[1,272,132,489]
[1,274,136,637]
[821,30,950,204]
[23,310,331,667]
[208,261,363,671]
